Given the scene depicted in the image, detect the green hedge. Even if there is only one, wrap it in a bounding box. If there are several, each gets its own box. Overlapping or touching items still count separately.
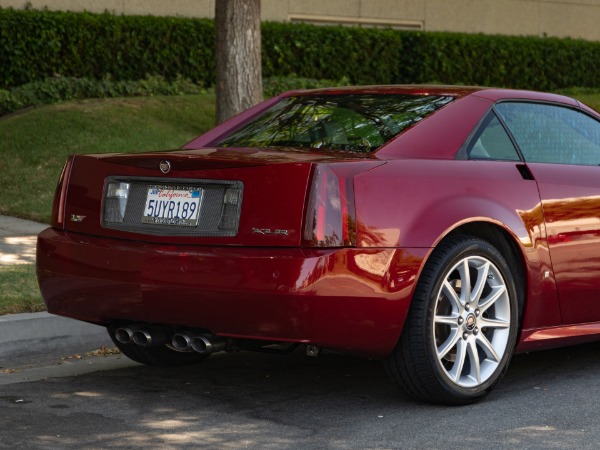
[0,75,206,115]
[0,75,347,116]
[0,8,215,88]
[263,24,600,90]
[2,7,600,91]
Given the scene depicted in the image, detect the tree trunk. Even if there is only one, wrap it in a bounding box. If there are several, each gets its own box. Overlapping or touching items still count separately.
[215,0,262,124]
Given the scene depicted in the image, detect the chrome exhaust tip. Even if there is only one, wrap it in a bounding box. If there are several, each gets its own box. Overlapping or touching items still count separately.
[191,335,227,354]
[171,333,195,351]
[171,332,228,354]
[133,328,168,347]
[114,326,135,344]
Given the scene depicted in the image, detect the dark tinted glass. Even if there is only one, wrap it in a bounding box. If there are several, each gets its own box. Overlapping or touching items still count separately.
[467,113,521,161]
[216,94,454,153]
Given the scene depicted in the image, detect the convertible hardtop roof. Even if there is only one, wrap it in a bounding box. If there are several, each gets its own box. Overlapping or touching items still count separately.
[280,84,579,106]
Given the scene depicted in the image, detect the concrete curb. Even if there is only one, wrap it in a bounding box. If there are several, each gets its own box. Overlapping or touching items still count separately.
[0,312,113,367]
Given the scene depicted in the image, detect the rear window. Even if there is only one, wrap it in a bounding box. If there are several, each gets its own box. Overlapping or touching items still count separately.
[216,94,454,153]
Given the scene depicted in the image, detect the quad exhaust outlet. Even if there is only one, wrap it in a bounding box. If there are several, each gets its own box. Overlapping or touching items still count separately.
[114,325,228,355]
[172,332,228,354]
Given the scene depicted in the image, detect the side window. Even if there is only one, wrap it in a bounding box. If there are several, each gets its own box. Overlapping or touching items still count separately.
[495,102,600,165]
[466,113,521,161]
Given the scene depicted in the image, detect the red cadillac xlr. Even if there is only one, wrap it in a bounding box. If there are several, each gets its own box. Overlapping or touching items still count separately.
[37,85,600,404]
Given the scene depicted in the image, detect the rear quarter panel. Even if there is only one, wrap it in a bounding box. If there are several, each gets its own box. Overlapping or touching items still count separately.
[354,159,562,329]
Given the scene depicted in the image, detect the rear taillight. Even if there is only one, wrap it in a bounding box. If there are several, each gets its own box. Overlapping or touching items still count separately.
[103,181,131,223]
[303,164,357,247]
[51,155,75,229]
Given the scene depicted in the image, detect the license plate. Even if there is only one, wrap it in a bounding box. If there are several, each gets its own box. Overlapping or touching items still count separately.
[142,185,202,226]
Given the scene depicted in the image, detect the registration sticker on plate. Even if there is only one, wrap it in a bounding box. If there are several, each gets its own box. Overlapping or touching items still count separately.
[142,185,202,226]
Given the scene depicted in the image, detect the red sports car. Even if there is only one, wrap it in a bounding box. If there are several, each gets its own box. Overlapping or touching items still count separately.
[37,85,600,405]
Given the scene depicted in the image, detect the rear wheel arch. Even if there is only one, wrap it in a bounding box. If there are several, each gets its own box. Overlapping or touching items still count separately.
[385,225,527,405]
[445,222,527,320]
[385,225,527,404]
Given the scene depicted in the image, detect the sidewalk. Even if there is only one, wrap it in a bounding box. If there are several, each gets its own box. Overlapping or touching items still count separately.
[0,215,113,367]
[0,215,47,265]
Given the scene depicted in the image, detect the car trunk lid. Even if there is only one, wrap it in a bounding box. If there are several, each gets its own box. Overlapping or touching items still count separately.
[58,147,380,247]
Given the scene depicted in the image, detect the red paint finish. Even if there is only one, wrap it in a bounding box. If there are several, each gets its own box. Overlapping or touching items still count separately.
[518,322,600,352]
[527,163,600,325]
[36,85,600,358]
[38,228,426,357]
[353,159,562,330]
[63,153,313,247]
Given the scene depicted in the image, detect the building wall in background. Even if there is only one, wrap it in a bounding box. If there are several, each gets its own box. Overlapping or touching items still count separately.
[2,0,600,41]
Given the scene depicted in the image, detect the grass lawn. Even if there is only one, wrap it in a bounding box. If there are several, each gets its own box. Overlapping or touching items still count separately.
[0,93,215,315]
[557,87,600,112]
[0,93,216,223]
[0,94,215,315]
[0,265,45,315]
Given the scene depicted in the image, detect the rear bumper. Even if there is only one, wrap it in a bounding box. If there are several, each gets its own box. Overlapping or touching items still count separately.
[36,228,427,357]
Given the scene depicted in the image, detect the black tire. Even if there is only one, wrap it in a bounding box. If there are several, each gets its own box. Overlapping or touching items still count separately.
[385,235,520,405]
[108,327,209,367]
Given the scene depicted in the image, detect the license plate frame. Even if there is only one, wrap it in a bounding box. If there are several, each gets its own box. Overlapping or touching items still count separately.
[141,185,203,226]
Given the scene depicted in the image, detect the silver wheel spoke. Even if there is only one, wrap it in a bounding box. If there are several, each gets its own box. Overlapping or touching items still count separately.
[449,338,467,382]
[476,333,501,362]
[470,261,490,304]
[467,339,481,384]
[437,327,460,360]
[441,280,461,311]
[479,316,510,329]
[434,313,458,327]
[457,259,471,304]
[478,284,506,313]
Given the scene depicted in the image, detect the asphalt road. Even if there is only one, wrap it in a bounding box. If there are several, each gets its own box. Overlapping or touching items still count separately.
[1,342,599,450]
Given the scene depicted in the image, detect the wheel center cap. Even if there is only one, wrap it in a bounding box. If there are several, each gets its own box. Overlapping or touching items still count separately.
[465,313,476,331]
